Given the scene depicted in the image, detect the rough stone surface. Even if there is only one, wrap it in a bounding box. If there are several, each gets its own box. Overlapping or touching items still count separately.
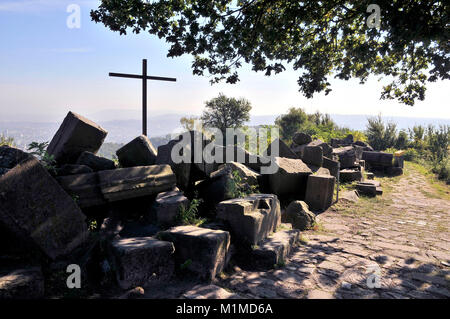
[109,237,175,290]
[293,132,312,145]
[0,146,31,168]
[56,171,105,207]
[268,157,312,198]
[158,226,230,281]
[322,157,340,178]
[302,145,323,167]
[386,166,403,176]
[305,174,335,211]
[151,190,189,227]
[339,190,359,203]
[76,151,115,171]
[0,267,44,299]
[0,157,88,260]
[362,151,393,168]
[217,194,281,246]
[56,164,93,176]
[250,227,301,269]
[98,165,176,202]
[183,284,240,299]
[265,138,298,159]
[47,111,107,164]
[283,201,316,230]
[340,169,363,183]
[308,139,332,158]
[333,146,357,169]
[116,135,157,168]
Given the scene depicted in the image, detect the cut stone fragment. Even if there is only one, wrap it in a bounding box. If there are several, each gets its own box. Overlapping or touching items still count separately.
[304,174,335,211]
[76,151,115,171]
[290,143,307,158]
[386,166,403,176]
[56,164,93,176]
[292,132,312,145]
[339,169,363,183]
[116,135,157,168]
[362,151,393,167]
[308,139,332,158]
[56,171,105,208]
[158,226,230,281]
[109,237,175,290]
[282,200,316,230]
[150,190,189,227]
[302,145,323,167]
[47,111,107,164]
[265,138,298,159]
[0,157,88,260]
[0,267,44,299]
[356,182,378,196]
[322,157,340,178]
[333,146,357,169]
[268,157,312,198]
[0,146,31,168]
[216,194,281,246]
[249,227,300,269]
[98,165,176,202]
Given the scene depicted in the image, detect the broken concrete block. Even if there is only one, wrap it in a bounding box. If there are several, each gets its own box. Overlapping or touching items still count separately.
[282,200,316,230]
[116,135,157,168]
[265,138,298,159]
[292,132,312,145]
[305,174,335,211]
[76,151,115,171]
[216,194,281,246]
[362,151,393,167]
[47,111,107,164]
[268,157,312,198]
[98,165,176,202]
[322,157,340,178]
[150,190,189,227]
[340,169,363,183]
[0,157,88,260]
[302,145,323,167]
[158,226,230,281]
[0,267,44,299]
[56,164,93,176]
[250,227,300,269]
[333,146,357,169]
[109,237,175,290]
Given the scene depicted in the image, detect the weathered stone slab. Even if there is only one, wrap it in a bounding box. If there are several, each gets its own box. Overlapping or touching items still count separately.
[302,145,323,167]
[158,226,230,281]
[340,169,363,183]
[0,157,88,260]
[98,165,176,202]
[216,194,281,246]
[308,139,332,158]
[56,171,105,207]
[0,267,44,299]
[268,157,312,197]
[362,151,393,167]
[333,146,357,168]
[150,190,189,227]
[116,135,157,168]
[282,200,316,230]
[109,237,175,290]
[322,157,340,178]
[47,111,107,164]
[250,228,300,269]
[56,164,93,176]
[290,143,307,158]
[305,174,335,211]
[356,182,377,196]
[76,151,115,171]
[265,138,298,159]
[293,132,312,145]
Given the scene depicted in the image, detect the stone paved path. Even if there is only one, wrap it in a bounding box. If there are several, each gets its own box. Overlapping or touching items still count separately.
[215,165,450,299]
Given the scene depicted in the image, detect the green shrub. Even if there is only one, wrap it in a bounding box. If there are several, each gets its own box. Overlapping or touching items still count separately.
[404,148,419,162]
[0,134,14,147]
[177,197,205,226]
[432,159,450,184]
[27,141,56,174]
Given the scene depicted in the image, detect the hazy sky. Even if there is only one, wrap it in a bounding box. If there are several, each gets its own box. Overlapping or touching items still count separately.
[0,0,448,122]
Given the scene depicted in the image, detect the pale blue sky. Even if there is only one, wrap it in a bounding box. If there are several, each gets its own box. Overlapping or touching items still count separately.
[0,0,448,122]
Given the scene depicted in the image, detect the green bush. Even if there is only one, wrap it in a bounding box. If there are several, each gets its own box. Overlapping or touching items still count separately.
[404,148,419,162]
[432,159,450,184]
[0,134,14,147]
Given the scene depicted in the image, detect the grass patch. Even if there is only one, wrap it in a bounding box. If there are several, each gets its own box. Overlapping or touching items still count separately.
[406,161,450,201]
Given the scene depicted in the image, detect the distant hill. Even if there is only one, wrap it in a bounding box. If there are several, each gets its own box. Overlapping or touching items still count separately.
[1,113,449,152]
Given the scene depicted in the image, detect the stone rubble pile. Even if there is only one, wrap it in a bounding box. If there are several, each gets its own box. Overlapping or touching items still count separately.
[0,112,403,298]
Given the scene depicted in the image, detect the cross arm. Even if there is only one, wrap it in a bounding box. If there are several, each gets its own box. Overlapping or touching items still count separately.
[109,72,176,82]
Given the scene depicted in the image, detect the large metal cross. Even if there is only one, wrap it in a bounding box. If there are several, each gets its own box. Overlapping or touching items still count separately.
[109,59,177,136]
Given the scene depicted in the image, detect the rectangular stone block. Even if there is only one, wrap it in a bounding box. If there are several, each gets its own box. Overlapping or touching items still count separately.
[116,135,157,168]
[151,191,189,227]
[333,146,357,169]
[362,151,393,167]
[76,151,116,171]
[109,237,175,290]
[216,194,281,246]
[305,174,335,211]
[56,172,106,208]
[322,157,340,178]
[0,157,88,260]
[268,157,312,198]
[302,145,323,167]
[98,165,176,202]
[47,111,107,164]
[158,226,230,281]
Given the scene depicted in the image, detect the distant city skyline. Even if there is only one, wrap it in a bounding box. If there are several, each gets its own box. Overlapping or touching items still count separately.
[1,0,449,123]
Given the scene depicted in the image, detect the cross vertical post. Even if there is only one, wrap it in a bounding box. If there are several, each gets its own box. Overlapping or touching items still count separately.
[142,59,147,136]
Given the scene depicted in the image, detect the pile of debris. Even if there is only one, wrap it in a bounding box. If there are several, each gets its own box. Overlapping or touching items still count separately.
[0,112,402,298]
